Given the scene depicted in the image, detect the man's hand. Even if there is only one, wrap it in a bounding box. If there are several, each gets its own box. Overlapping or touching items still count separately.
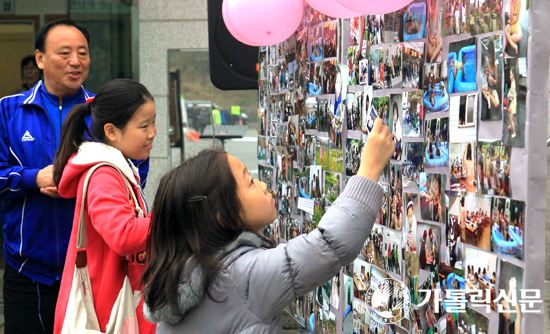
[36,165,62,198]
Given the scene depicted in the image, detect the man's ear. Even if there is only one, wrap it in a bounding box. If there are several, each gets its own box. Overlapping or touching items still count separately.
[104,123,118,142]
[35,49,44,70]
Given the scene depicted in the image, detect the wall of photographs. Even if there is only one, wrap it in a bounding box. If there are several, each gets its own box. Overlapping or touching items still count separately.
[256,0,545,333]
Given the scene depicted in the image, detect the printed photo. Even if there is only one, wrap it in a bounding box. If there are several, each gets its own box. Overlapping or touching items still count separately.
[353,299,369,334]
[365,14,385,46]
[491,197,524,260]
[389,94,403,161]
[309,165,323,200]
[423,61,449,113]
[316,136,329,170]
[379,184,390,226]
[347,91,362,131]
[346,138,363,177]
[403,0,427,41]
[416,223,441,272]
[424,117,449,168]
[419,172,446,223]
[480,34,503,120]
[361,86,377,139]
[353,259,372,302]
[477,140,511,196]
[294,167,311,200]
[426,0,443,63]
[324,172,341,205]
[347,46,360,85]
[302,134,317,166]
[402,142,424,188]
[257,136,266,163]
[405,251,420,305]
[402,90,424,138]
[383,44,403,89]
[317,97,331,132]
[462,193,492,252]
[389,164,403,231]
[403,193,419,252]
[402,42,424,88]
[502,57,526,147]
[449,94,477,142]
[370,48,384,90]
[322,60,337,95]
[445,195,464,270]
[310,62,323,96]
[504,0,529,58]
[497,260,524,334]
[449,142,477,194]
[309,25,323,62]
[448,37,477,94]
[305,97,317,130]
[328,139,344,174]
[443,0,468,36]
[464,247,497,311]
[323,21,338,59]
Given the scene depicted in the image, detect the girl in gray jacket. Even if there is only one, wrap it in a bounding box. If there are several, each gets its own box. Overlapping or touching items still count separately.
[142,119,394,333]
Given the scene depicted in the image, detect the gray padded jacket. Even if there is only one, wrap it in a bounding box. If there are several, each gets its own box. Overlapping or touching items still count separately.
[144,175,383,334]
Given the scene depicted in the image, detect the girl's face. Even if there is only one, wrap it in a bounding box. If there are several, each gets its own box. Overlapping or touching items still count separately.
[229,154,277,232]
[107,100,157,160]
[408,207,414,223]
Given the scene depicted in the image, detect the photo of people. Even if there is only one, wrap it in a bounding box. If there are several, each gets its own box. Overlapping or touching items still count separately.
[426,0,443,62]
[498,260,524,334]
[373,96,390,126]
[317,97,331,132]
[324,172,340,205]
[502,57,526,147]
[278,60,289,92]
[350,16,361,47]
[464,247,497,311]
[477,140,511,196]
[316,136,329,170]
[445,195,464,270]
[383,44,403,89]
[462,193,492,251]
[480,34,503,120]
[305,97,317,130]
[405,251,420,305]
[390,164,403,231]
[379,184,391,227]
[416,223,441,272]
[449,142,477,194]
[389,94,403,161]
[403,0,427,41]
[418,270,442,330]
[328,139,344,174]
[361,86,376,138]
[423,62,449,113]
[309,165,323,200]
[402,142,424,188]
[385,9,404,42]
[402,42,424,88]
[370,48,384,90]
[403,193,419,252]
[419,172,446,223]
[402,90,423,138]
[346,92,358,131]
[365,14,385,46]
[504,0,529,57]
[257,136,266,163]
[443,0,469,36]
[467,0,502,35]
[322,60,336,95]
[424,117,449,168]
[268,65,279,94]
[358,58,369,85]
[266,136,276,166]
[347,46,360,85]
[259,165,275,192]
[353,258,372,302]
[353,299,369,334]
[438,262,465,313]
[448,37,477,94]
[491,197,524,260]
[309,26,323,62]
[307,63,321,97]
[346,138,363,177]
[323,21,337,59]
[450,94,477,142]
[382,229,402,277]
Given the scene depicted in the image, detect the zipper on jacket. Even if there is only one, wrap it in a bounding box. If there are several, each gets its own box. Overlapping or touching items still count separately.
[58,104,62,149]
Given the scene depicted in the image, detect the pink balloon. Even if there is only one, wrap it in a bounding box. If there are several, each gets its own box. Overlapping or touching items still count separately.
[224,0,304,46]
[222,0,254,45]
[306,0,361,19]
[335,0,414,15]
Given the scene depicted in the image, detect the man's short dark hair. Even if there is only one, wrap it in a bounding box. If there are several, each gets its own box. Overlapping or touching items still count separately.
[35,19,90,52]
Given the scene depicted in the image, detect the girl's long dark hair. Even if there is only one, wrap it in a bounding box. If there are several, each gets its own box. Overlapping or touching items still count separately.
[142,149,246,317]
[53,79,154,186]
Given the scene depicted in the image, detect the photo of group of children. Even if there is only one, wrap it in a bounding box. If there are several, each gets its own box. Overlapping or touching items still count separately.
[256,0,532,332]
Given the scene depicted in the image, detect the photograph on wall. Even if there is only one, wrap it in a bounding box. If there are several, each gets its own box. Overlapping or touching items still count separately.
[385,9,404,42]
[424,117,449,168]
[449,93,477,142]
[322,60,337,95]
[423,61,449,113]
[258,106,267,136]
[418,270,442,330]
[402,42,424,88]
[296,17,308,62]
[416,223,441,272]
[278,60,289,92]
[467,0,503,34]
[323,21,338,59]
[405,251,420,305]
[379,184,391,226]
[342,274,354,333]
[438,263,465,313]
[480,34,503,120]
[403,193,419,252]
[402,90,424,138]
[353,258,372,302]
[317,97,331,132]
[324,171,340,206]
[290,295,305,327]
[504,0,529,58]
[502,57,526,147]
[383,44,403,89]
[346,138,363,177]
[310,62,323,96]
[322,309,337,334]
[294,167,311,200]
[349,16,361,46]
[303,135,317,166]
[403,0,427,41]
[361,86,376,139]
[449,142,477,195]
[346,92,357,131]
[353,299,369,334]
[443,0,468,36]
[309,165,323,200]
[498,259,524,334]
[402,142,424,188]
[389,94,403,161]
[316,136,329,170]
[280,183,293,216]
[462,193,492,251]
[382,229,403,276]
[370,48,384,90]
[445,195,464,270]
[330,274,340,311]
[374,95,390,126]
[368,225,385,269]
[419,172,446,224]
[448,37,477,94]
[266,136,276,166]
[476,140,511,196]
[305,96,318,130]
[257,136,266,163]
[491,197,524,260]
[464,247,497,311]
[390,164,403,231]
[268,65,279,94]
[328,139,344,173]
[426,0,443,62]
[309,25,323,62]
[288,115,299,161]
[347,46,360,85]
[365,14,385,46]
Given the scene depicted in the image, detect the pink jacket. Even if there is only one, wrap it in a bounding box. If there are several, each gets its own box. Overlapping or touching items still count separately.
[54,142,155,334]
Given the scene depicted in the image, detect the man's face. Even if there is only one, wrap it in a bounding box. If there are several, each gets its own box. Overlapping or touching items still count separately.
[36,25,90,97]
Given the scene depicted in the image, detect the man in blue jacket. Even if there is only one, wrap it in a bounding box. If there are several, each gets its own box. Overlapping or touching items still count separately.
[0,19,147,333]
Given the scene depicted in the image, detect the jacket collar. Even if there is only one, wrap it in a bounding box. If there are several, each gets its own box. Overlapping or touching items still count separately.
[20,80,93,108]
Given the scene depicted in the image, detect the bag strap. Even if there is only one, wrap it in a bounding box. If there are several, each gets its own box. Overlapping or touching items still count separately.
[75,162,139,268]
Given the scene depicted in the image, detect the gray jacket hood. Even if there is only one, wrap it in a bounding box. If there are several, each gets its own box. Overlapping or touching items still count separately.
[144,231,273,324]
